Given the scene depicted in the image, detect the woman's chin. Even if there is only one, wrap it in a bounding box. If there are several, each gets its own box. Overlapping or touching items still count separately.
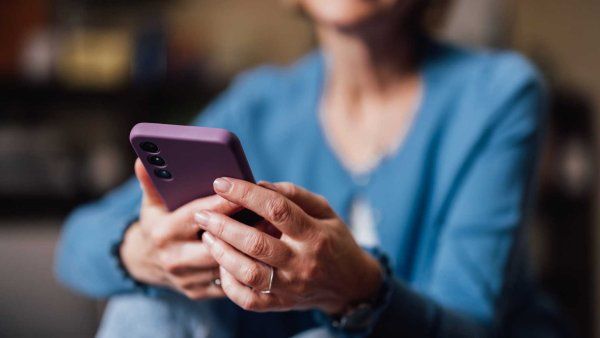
[301,0,392,29]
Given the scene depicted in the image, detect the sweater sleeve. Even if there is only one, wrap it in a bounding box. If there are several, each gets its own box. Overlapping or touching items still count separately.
[54,178,143,297]
[366,56,546,337]
[54,69,268,298]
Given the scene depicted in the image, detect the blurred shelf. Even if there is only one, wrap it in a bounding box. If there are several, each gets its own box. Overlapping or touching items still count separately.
[0,79,221,103]
[0,78,226,220]
[1,195,95,219]
[0,79,224,129]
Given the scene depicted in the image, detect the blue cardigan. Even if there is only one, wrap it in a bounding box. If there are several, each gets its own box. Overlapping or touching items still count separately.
[55,41,549,337]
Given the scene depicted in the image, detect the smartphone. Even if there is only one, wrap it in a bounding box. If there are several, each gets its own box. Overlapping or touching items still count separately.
[130,122,262,225]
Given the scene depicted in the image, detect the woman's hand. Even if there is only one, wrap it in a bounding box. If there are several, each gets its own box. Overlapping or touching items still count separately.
[119,160,240,300]
[196,178,383,314]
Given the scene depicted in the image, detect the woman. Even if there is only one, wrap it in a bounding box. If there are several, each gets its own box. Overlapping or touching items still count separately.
[56,0,557,337]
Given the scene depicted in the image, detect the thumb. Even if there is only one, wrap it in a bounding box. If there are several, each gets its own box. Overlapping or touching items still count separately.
[135,158,165,209]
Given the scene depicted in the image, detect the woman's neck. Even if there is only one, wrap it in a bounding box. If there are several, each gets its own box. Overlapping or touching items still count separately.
[317,22,420,99]
[316,22,425,173]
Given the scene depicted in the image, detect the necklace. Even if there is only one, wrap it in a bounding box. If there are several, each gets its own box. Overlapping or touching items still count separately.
[318,84,423,176]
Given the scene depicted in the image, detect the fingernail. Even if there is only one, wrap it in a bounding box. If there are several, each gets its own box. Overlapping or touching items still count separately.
[202,231,215,245]
[194,211,210,229]
[214,178,232,193]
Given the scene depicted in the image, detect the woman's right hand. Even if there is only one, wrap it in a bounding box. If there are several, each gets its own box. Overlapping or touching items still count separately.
[119,159,240,300]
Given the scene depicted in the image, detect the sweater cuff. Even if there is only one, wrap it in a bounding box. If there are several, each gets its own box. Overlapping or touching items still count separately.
[313,247,395,338]
[109,218,154,295]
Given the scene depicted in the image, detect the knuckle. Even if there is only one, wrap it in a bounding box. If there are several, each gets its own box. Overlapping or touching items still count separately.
[266,198,292,224]
[150,228,169,247]
[162,259,183,275]
[279,247,294,263]
[288,271,310,295]
[163,261,181,274]
[331,222,351,238]
[311,232,332,257]
[245,234,271,258]
[242,263,264,286]
[278,182,296,196]
[294,262,320,294]
[211,242,225,261]
[236,184,252,203]
[158,251,174,269]
[316,195,331,210]
[315,193,327,203]
[304,260,320,279]
[212,215,226,238]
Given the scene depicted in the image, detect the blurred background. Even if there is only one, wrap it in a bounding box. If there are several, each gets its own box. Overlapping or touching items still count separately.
[0,0,598,337]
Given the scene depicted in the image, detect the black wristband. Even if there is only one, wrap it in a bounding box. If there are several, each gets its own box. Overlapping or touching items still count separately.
[109,218,150,293]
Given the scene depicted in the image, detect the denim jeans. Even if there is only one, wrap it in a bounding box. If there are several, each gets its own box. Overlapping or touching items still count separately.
[97,294,331,338]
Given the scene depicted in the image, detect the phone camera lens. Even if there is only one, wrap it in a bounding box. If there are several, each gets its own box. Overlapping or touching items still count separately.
[154,169,172,180]
[147,155,165,166]
[141,142,159,153]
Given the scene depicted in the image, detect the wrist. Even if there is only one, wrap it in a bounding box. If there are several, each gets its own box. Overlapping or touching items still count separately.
[110,220,153,293]
[119,222,159,286]
[119,222,140,276]
[327,252,384,316]
[314,247,394,334]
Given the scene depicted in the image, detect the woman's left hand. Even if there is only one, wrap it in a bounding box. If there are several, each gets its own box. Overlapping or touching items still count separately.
[194,178,383,315]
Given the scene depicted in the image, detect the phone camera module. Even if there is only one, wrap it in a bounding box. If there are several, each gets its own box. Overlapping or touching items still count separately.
[147,155,165,166]
[154,169,172,180]
[141,142,159,153]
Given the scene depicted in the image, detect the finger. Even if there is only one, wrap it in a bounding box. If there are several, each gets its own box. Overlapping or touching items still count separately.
[175,194,241,221]
[195,210,291,267]
[181,280,226,300]
[219,266,273,312]
[258,181,335,219]
[213,178,310,238]
[135,159,165,209]
[169,266,219,277]
[171,267,219,286]
[255,220,282,239]
[203,231,273,291]
[162,242,218,272]
[159,195,242,241]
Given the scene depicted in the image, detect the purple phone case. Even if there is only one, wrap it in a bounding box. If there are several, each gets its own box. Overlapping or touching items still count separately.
[130,122,256,211]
